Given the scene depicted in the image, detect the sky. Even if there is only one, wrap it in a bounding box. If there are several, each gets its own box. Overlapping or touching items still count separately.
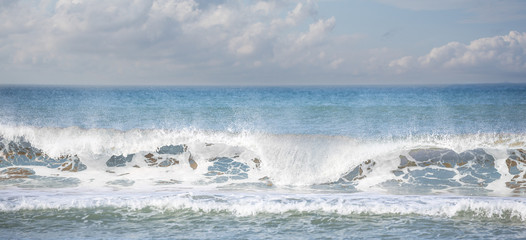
[1,0,526,86]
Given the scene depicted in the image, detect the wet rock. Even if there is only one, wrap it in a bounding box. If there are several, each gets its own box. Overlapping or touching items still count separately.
[455,149,500,185]
[189,154,197,170]
[157,144,187,155]
[205,157,249,181]
[398,155,417,169]
[0,139,76,169]
[252,158,261,168]
[0,167,35,179]
[259,176,269,181]
[506,149,526,175]
[341,159,375,182]
[144,153,157,166]
[106,179,135,187]
[57,155,87,172]
[158,157,179,167]
[398,148,500,188]
[143,144,190,168]
[505,149,526,193]
[155,179,182,185]
[257,176,273,186]
[459,175,480,184]
[106,154,134,167]
[409,148,460,168]
[506,159,521,175]
[206,171,224,176]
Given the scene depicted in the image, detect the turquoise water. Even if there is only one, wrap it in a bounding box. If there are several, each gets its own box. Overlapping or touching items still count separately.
[1,84,526,239]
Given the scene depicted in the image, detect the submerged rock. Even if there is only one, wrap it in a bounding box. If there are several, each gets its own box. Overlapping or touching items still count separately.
[396,148,500,189]
[398,155,417,169]
[142,144,194,169]
[57,155,87,172]
[106,179,135,187]
[1,139,62,168]
[205,157,249,182]
[0,167,35,179]
[158,157,180,167]
[106,154,134,167]
[155,179,182,185]
[409,148,460,168]
[341,159,375,182]
[157,145,187,155]
[339,148,501,193]
[457,148,500,186]
[189,154,197,170]
[505,149,526,193]
[252,158,261,169]
[0,139,87,172]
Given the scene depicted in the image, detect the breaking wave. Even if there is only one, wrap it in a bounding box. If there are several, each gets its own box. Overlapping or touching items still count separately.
[1,125,526,196]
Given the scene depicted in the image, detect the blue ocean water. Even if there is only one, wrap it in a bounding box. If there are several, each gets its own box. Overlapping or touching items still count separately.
[1,84,526,239]
[2,85,525,136]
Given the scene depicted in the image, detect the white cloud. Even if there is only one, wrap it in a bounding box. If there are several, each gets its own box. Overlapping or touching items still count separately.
[389,31,526,74]
[377,0,526,23]
[295,17,335,46]
[0,0,347,85]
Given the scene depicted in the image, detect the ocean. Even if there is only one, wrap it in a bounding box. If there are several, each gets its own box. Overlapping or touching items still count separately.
[1,84,526,239]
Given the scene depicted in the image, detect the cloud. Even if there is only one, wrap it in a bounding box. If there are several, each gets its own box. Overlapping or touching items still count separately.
[389,31,526,75]
[0,0,345,85]
[377,0,526,23]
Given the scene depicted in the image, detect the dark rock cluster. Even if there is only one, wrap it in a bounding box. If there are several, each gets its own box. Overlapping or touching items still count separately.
[0,138,87,172]
[505,149,526,193]
[105,144,197,170]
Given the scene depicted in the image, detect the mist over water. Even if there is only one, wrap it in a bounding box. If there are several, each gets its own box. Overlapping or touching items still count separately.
[1,84,526,239]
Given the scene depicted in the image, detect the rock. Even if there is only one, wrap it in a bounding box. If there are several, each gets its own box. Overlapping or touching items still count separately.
[155,179,182,185]
[341,159,375,181]
[106,154,134,167]
[57,155,87,172]
[157,144,187,155]
[252,158,261,168]
[189,154,197,170]
[505,149,526,192]
[506,159,520,174]
[398,155,417,169]
[397,148,500,188]
[258,176,273,186]
[106,179,135,187]
[144,153,158,166]
[144,153,181,167]
[409,148,460,168]
[142,145,190,168]
[158,157,179,167]
[0,167,35,179]
[0,139,76,169]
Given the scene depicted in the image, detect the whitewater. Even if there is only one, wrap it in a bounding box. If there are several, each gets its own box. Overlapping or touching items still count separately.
[1,85,526,239]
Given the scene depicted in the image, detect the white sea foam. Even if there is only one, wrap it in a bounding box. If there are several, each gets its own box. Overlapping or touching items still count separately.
[1,190,525,221]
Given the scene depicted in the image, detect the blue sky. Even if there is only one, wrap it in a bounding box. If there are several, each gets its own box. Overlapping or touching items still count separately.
[1,0,525,85]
